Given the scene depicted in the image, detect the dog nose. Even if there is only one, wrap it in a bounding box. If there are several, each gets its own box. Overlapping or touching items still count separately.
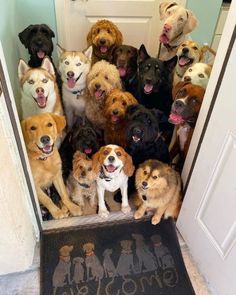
[118,59,126,66]
[184,76,191,82]
[145,79,152,84]
[133,127,142,135]
[36,87,44,95]
[164,23,172,32]
[182,47,189,55]
[108,156,115,163]
[99,38,106,45]
[67,71,74,78]
[40,135,50,145]
[95,83,101,89]
[112,109,119,115]
[142,181,148,187]
[81,170,86,177]
[175,100,184,109]
[142,195,147,201]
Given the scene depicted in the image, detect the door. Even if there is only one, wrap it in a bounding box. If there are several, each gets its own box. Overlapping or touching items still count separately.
[177,3,236,295]
[55,0,186,56]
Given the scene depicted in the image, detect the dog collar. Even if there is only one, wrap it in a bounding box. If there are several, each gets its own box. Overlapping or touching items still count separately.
[72,88,85,96]
[78,182,90,189]
[37,155,49,161]
[175,69,183,78]
[164,43,178,52]
[99,169,112,182]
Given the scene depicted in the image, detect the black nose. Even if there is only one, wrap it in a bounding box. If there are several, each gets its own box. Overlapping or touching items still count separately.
[142,181,148,187]
[145,78,152,84]
[112,109,119,115]
[133,127,141,135]
[81,171,86,177]
[175,100,184,109]
[182,47,189,54]
[95,83,100,89]
[184,76,191,82]
[108,156,115,163]
[67,71,74,78]
[100,38,106,45]
[142,195,147,201]
[40,135,50,145]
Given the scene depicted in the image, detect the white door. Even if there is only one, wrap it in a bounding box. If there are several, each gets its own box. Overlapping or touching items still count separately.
[55,0,186,56]
[177,3,236,295]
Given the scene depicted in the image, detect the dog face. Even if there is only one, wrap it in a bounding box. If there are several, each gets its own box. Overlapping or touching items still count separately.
[113,45,138,79]
[18,57,56,108]
[138,44,177,94]
[19,24,55,61]
[104,89,138,124]
[182,63,212,89]
[92,144,134,177]
[83,242,95,253]
[57,45,92,91]
[87,19,123,58]
[87,60,122,101]
[21,113,66,156]
[72,151,97,186]
[176,40,202,68]
[159,2,197,44]
[169,82,205,126]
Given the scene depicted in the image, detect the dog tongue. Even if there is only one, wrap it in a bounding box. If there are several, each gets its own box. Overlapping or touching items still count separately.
[95,89,103,99]
[118,67,126,77]
[36,95,47,108]
[43,144,52,153]
[144,84,153,94]
[169,113,185,125]
[106,164,116,173]
[111,115,119,123]
[159,34,169,44]
[67,78,76,88]
[100,46,108,53]
[84,148,92,154]
[179,57,190,66]
[37,50,45,59]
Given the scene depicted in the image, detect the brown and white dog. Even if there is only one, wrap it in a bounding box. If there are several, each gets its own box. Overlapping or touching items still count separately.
[21,113,82,219]
[92,145,135,218]
[18,57,63,119]
[173,40,203,88]
[182,62,212,90]
[159,1,198,61]
[169,82,205,164]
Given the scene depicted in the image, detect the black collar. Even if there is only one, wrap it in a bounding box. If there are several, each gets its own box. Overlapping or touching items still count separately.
[99,169,112,182]
[71,88,85,96]
[78,182,90,188]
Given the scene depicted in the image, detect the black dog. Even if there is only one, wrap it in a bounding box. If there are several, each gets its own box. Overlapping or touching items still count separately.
[112,44,139,97]
[114,104,170,203]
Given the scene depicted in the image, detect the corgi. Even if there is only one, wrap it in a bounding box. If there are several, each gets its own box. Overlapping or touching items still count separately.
[57,45,92,131]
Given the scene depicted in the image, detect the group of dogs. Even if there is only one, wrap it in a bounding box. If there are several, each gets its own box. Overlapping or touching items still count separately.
[18,1,214,224]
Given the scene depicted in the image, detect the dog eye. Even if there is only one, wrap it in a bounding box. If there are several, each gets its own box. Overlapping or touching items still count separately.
[199,73,205,78]
[193,46,198,50]
[30,126,37,131]
[127,49,131,54]
[47,122,53,127]
[97,29,100,34]
[104,150,109,155]
[88,167,92,171]
[122,101,127,106]
[153,175,158,179]
[79,166,83,169]
[28,79,34,85]
[144,170,147,175]
[76,62,81,66]
[191,96,198,104]
[179,17,184,22]
[42,78,48,83]
[105,75,109,80]
[65,61,69,65]
[182,43,186,47]
[116,151,121,156]
[189,68,192,72]
[112,98,117,103]
[107,29,111,34]
[147,119,151,124]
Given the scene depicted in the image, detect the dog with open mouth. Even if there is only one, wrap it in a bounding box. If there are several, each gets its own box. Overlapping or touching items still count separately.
[18,56,63,119]
[92,145,134,218]
[87,19,123,65]
[21,113,82,219]
[85,60,122,130]
[57,45,93,131]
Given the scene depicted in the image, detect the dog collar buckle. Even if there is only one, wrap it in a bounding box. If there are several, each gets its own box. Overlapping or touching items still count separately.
[72,89,85,96]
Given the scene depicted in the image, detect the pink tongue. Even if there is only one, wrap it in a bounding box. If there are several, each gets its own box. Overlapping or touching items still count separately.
[179,57,190,66]
[100,46,108,53]
[111,115,119,123]
[169,113,185,125]
[144,84,153,94]
[95,89,103,99]
[118,67,126,77]
[43,145,52,152]
[106,164,116,173]
[37,95,46,108]
[84,148,92,154]
[67,78,76,88]
[159,34,169,44]
[37,50,45,59]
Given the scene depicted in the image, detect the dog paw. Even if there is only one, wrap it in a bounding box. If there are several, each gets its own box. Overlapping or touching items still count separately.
[134,210,144,220]
[52,209,68,219]
[98,209,110,219]
[151,215,161,225]
[121,205,131,214]
[68,203,83,216]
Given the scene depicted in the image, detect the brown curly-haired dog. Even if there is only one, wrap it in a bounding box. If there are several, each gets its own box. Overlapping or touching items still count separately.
[85,60,122,130]
[87,19,123,65]
[104,89,138,147]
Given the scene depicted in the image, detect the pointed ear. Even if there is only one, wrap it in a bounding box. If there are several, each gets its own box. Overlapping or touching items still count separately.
[138,44,150,63]
[123,150,135,177]
[41,57,55,76]
[18,59,30,80]
[50,114,66,135]
[92,147,104,175]
[57,44,65,57]
[18,25,34,48]
[164,55,177,73]
[183,10,198,35]
[84,46,93,60]
[115,28,123,47]
[87,26,94,46]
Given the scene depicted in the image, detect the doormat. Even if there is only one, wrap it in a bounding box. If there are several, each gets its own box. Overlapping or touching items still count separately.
[40,218,195,295]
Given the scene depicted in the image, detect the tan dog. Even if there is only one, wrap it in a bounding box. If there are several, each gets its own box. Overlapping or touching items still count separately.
[18,57,63,119]
[85,60,122,130]
[104,89,138,147]
[159,1,198,61]
[173,40,203,88]
[87,19,123,65]
[21,113,82,219]
[67,151,97,213]
[134,159,182,225]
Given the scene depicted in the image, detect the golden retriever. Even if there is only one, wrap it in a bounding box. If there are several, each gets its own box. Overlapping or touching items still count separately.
[21,113,82,219]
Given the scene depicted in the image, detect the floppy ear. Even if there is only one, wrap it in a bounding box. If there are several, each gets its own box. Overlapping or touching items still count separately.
[84,46,93,60]
[18,25,34,48]
[138,44,150,63]
[57,44,65,57]
[92,147,105,175]
[172,81,188,100]
[125,92,138,106]
[126,104,141,118]
[159,1,177,20]
[20,118,29,143]
[151,108,166,124]
[87,26,94,46]
[18,59,30,80]
[123,150,135,177]
[183,10,198,35]
[50,114,66,135]
[41,57,55,76]
[42,24,55,38]
[114,27,123,46]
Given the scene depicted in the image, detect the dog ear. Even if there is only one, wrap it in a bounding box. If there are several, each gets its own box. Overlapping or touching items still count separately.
[18,25,34,48]
[18,59,30,80]
[124,92,138,106]
[159,1,178,20]
[138,44,150,63]
[92,147,105,175]
[87,26,94,46]
[151,108,166,123]
[126,104,141,118]
[41,57,55,76]
[84,46,93,60]
[20,118,29,143]
[114,27,123,47]
[172,81,188,100]
[41,24,55,38]
[56,44,65,57]
[50,114,66,135]
[123,150,135,177]
[183,10,198,35]
[164,55,178,73]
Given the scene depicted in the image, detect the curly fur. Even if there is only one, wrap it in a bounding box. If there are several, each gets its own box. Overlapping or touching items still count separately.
[87,19,123,65]
[85,60,122,130]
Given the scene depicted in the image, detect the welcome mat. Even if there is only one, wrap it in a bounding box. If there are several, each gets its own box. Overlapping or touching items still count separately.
[40,218,195,295]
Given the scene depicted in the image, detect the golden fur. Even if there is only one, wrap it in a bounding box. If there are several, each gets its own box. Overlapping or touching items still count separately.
[134,159,182,225]
[87,19,123,65]
[85,60,122,130]
[21,113,82,219]
[104,89,138,147]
